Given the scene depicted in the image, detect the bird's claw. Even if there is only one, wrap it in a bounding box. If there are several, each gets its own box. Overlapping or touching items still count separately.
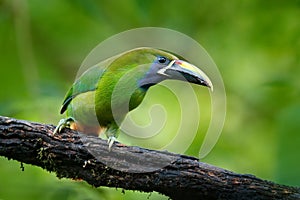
[53,117,75,135]
[107,136,117,151]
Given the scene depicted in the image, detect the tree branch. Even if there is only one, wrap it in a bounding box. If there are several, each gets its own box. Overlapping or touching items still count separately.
[0,116,299,200]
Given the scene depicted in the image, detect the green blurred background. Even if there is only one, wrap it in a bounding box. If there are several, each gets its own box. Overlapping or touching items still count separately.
[0,0,299,199]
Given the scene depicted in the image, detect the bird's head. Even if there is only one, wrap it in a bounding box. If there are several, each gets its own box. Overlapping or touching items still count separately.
[133,47,213,91]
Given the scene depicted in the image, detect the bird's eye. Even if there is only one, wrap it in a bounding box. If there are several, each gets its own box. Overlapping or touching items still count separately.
[158,56,167,64]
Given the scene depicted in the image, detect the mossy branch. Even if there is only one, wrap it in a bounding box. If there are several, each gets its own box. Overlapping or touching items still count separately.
[0,116,299,200]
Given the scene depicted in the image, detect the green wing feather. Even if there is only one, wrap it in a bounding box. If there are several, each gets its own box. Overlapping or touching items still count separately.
[60,65,105,114]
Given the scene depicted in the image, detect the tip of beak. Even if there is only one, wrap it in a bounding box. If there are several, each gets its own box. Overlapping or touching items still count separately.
[206,80,213,92]
[209,84,214,92]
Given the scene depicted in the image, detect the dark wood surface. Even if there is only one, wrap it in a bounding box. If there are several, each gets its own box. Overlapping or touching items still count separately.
[0,116,299,200]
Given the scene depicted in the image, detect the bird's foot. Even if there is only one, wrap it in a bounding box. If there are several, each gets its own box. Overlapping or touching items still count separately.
[53,117,75,135]
[107,136,117,151]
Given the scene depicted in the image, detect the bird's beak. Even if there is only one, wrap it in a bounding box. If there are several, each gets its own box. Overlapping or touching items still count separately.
[158,60,213,91]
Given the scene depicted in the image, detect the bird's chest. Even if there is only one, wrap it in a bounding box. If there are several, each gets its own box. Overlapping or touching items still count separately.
[95,73,146,126]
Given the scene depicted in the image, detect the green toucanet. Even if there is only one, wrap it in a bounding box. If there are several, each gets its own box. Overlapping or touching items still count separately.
[54,47,213,149]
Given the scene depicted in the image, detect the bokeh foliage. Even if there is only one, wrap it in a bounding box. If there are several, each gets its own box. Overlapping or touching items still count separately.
[0,0,299,199]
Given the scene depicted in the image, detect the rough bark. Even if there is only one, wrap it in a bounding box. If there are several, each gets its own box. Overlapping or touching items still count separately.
[0,116,299,200]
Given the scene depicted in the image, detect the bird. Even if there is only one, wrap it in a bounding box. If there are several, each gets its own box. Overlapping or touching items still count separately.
[53,47,213,150]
